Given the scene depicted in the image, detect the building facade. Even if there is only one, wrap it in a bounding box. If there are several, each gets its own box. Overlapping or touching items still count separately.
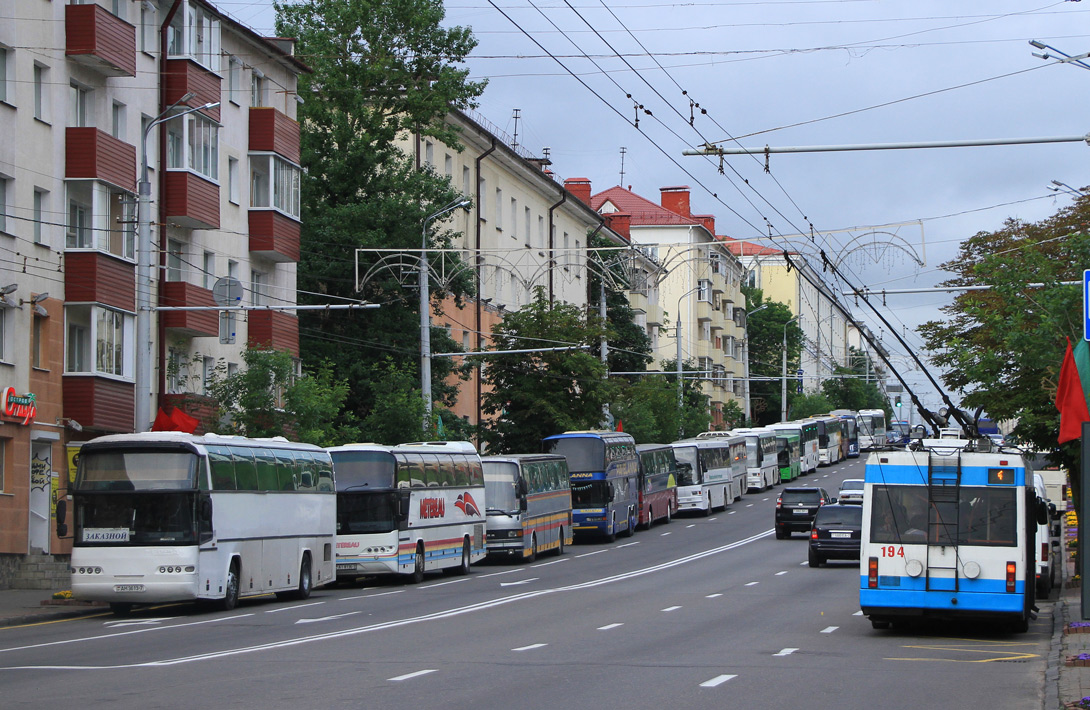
[0,0,305,587]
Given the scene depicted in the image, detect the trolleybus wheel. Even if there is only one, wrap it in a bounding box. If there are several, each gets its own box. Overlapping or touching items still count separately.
[221,560,240,611]
[409,545,425,584]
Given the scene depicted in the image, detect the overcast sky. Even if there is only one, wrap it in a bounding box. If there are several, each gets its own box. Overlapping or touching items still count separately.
[231,0,1090,419]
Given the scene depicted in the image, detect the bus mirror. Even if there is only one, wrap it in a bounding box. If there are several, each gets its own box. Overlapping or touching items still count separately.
[520,496,528,512]
[398,492,411,519]
[608,487,615,503]
[518,478,528,497]
[1036,499,1049,526]
[1049,502,1059,520]
[55,499,67,538]
[199,497,213,523]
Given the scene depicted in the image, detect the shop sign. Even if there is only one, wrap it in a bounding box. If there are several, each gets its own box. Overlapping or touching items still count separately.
[1,387,37,425]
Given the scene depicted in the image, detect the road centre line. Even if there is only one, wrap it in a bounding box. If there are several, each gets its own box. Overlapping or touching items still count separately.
[728,511,736,515]
[389,669,436,681]
[705,593,722,599]
[479,569,520,578]
[745,504,753,508]
[775,571,788,576]
[2,529,776,670]
[512,643,547,651]
[617,542,640,548]
[265,602,324,614]
[700,674,737,688]
[745,582,759,587]
[423,578,469,589]
[530,558,570,568]
[660,532,672,536]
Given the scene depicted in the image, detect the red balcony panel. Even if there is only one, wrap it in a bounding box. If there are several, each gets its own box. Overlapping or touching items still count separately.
[63,375,135,433]
[248,311,299,357]
[164,59,222,123]
[248,210,300,263]
[65,4,137,78]
[66,127,138,191]
[163,171,220,230]
[64,251,135,311]
[249,108,301,164]
[161,281,218,337]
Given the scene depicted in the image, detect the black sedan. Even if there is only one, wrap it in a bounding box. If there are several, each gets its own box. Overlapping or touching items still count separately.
[808,503,862,567]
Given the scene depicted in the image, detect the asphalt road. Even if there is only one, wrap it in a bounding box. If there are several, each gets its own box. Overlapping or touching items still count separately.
[0,456,1053,710]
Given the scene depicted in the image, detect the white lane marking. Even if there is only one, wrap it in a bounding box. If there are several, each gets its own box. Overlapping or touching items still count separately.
[341,590,405,601]
[660,532,672,536]
[389,669,436,681]
[266,602,324,614]
[853,611,864,616]
[576,550,606,558]
[745,582,759,587]
[709,517,718,521]
[103,618,166,628]
[3,529,776,669]
[479,569,520,578]
[820,626,838,634]
[705,593,723,599]
[774,648,798,657]
[598,623,623,631]
[728,511,736,515]
[800,561,808,566]
[500,578,539,587]
[700,674,737,688]
[762,497,770,501]
[775,571,788,576]
[512,643,547,652]
[296,611,361,625]
[423,578,468,589]
[662,606,682,612]
[617,542,640,548]
[687,524,696,529]
[531,558,570,568]
[745,504,754,508]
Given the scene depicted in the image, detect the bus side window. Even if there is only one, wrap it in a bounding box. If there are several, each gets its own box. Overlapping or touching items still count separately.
[207,446,237,491]
[232,447,259,491]
[294,451,316,491]
[254,448,279,491]
[316,454,335,492]
[275,450,296,491]
[469,459,484,486]
[424,455,442,487]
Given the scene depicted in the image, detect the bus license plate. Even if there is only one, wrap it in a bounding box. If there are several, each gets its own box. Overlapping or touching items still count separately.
[831,532,850,539]
[337,564,355,571]
[113,584,145,592]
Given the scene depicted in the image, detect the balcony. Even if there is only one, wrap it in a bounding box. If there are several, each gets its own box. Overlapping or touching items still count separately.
[164,59,222,123]
[249,211,300,263]
[65,3,136,78]
[248,311,299,357]
[163,171,220,230]
[646,303,664,327]
[64,251,135,311]
[249,108,301,163]
[627,290,649,315]
[63,375,134,433]
[694,299,714,322]
[161,282,218,337]
[66,127,137,192]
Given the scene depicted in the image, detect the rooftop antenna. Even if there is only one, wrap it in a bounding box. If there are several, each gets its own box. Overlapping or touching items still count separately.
[619,146,627,186]
[511,108,521,150]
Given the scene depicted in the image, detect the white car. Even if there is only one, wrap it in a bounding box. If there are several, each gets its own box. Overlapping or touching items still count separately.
[837,478,864,505]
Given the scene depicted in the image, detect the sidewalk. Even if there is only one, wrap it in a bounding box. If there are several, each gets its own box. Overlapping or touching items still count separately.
[0,588,108,628]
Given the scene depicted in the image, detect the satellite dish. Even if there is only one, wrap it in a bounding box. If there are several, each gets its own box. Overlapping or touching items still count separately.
[212,277,243,307]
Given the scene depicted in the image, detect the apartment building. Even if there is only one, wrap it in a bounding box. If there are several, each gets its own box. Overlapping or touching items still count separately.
[587,183,748,428]
[0,0,305,586]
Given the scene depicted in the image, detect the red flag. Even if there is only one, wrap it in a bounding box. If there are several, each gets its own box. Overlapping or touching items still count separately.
[170,407,199,434]
[616,420,623,432]
[151,407,174,432]
[1056,337,1090,443]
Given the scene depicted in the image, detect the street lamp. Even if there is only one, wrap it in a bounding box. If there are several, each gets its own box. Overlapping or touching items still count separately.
[675,284,702,439]
[781,314,801,422]
[420,197,472,432]
[135,96,219,433]
[1029,40,1090,71]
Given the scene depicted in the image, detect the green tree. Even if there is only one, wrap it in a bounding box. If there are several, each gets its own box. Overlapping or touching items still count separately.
[588,234,653,376]
[611,367,711,443]
[275,0,486,432]
[205,348,359,446]
[790,392,834,419]
[742,289,803,425]
[821,351,890,412]
[917,195,1090,513]
[658,359,713,439]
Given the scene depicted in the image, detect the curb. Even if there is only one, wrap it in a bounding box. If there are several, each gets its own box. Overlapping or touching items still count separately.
[0,603,109,629]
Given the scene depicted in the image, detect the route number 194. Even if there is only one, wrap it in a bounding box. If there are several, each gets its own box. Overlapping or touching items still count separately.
[880,546,905,558]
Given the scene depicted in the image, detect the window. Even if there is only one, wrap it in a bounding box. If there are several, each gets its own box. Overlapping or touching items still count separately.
[202,356,214,395]
[0,178,7,234]
[251,71,265,107]
[33,63,47,122]
[167,2,220,69]
[249,154,300,218]
[66,182,134,257]
[0,46,9,104]
[111,101,125,140]
[166,347,183,393]
[139,2,154,53]
[166,239,184,282]
[228,156,239,204]
[65,305,133,379]
[0,439,6,492]
[110,0,125,21]
[227,55,242,104]
[463,166,471,196]
[203,251,215,289]
[510,198,517,240]
[444,154,452,178]
[538,216,544,249]
[186,113,218,180]
[0,308,7,362]
[250,270,267,306]
[698,279,711,302]
[495,188,502,228]
[524,208,531,246]
[478,178,486,219]
[69,82,90,128]
[424,141,433,166]
[562,232,570,270]
[32,313,45,369]
[574,239,581,275]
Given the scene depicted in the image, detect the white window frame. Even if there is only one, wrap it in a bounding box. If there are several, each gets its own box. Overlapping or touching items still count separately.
[166,239,184,282]
[0,308,8,363]
[0,45,10,105]
[250,269,267,306]
[251,70,265,108]
[69,81,91,128]
[33,63,48,122]
[248,153,300,219]
[203,250,215,289]
[111,101,125,140]
[228,156,239,204]
[33,188,46,245]
[166,112,219,182]
[227,55,242,105]
[0,177,8,234]
[65,181,135,258]
[65,304,135,380]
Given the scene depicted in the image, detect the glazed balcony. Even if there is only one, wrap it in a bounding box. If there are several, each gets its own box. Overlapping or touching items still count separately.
[249,107,301,163]
[65,3,137,78]
[65,127,137,191]
[249,211,300,263]
[248,311,299,357]
[161,281,218,337]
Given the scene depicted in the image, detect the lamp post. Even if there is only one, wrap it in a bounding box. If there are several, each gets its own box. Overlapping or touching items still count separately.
[420,197,472,432]
[742,303,768,422]
[675,285,702,438]
[781,314,801,422]
[135,97,219,433]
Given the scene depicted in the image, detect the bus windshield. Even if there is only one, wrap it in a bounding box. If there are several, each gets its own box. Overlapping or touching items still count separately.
[672,446,700,485]
[331,450,397,491]
[545,438,604,473]
[869,484,1016,546]
[75,450,197,491]
[483,461,519,512]
[75,491,198,545]
[571,480,610,507]
[336,491,399,534]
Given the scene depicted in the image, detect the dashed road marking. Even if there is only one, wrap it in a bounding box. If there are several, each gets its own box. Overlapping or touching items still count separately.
[775,571,788,576]
[662,606,682,612]
[745,582,759,587]
[706,593,723,599]
[821,626,839,634]
[513,643,547,652]
[774,648,798,657]
[700,674,737,688]
[389,669,435,681]
[598,623,623,631]
[575,550,606,558]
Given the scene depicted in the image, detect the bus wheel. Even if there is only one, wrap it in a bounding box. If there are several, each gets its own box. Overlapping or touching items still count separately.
[624,509,636,537]
[409,545,425,584]
[556,530,565,556]
[605,515,617,542]
[453,538,471,575]
[109,602,133,617]
[296,555,312,600]
[221,560,240,611]
[528,534,538,563]
[664,506,671,524]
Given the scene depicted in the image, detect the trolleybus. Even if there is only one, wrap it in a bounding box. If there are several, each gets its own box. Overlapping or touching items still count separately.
[858,409,887,451]
[635,444,679,528]
[482,454,572,560]
[61,433,336,615]
[860,436,1041,632]
[543,431,638,541]
[329,441,487,583]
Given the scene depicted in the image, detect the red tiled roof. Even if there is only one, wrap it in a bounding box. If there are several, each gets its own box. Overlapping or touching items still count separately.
[720,235,788,257]
[590,186,702,227]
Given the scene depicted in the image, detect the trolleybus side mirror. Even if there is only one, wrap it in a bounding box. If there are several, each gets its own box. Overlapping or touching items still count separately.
[55,499,67,538]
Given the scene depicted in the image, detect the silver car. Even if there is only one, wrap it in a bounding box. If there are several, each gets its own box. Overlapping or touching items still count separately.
[837,478,864,505]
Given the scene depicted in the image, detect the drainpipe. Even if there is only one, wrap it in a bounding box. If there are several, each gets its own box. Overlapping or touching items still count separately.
[547,191,567,304]
[474,137,497,435]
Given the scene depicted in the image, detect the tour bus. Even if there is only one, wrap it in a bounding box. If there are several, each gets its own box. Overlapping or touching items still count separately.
[798,419,820,473]
[772,429,802,483]
[330,441,487,583]
[860,435,1042,632]
[770,422,810,477]
[832,410,860,458]
[62,432,336,615]
[482,454,573,561]
[635,444,680,528]
[731,428,780,492]
[543,431,639,541]
[858,409,887,451]
[815,415,843,466]
[670,437,746,514]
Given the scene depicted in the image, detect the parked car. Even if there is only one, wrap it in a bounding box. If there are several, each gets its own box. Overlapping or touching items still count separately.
[808,503,863,567]
[775,486,834,539]
[837,478,864,504]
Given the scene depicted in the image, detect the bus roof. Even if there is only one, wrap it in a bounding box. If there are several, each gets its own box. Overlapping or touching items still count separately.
[396,441,478,454]
[543,430,633,442]
[481,453,566,464]
[82,432,326,452]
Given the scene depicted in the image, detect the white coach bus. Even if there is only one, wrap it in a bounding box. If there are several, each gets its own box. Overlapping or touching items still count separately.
[61,433,336,615]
